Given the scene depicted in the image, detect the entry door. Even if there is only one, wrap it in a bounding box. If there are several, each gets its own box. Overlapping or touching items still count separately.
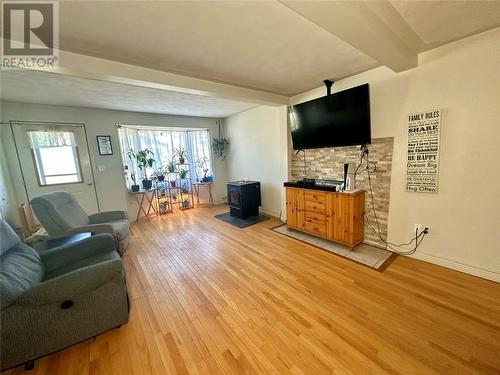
[11,122,99,213]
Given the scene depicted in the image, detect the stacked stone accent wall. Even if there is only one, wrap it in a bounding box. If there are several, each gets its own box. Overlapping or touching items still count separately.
[290,137,394,247]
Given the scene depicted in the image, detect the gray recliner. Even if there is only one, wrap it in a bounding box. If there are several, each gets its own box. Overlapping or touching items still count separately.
[31,191,130,255]
[0,219,129,371]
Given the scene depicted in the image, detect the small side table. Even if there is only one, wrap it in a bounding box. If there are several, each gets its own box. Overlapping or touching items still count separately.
[193,182,214,207]
[32,232,92,254]
[128,189,158,221]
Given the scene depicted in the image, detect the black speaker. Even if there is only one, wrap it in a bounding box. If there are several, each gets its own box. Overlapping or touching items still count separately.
[343,163,349,189]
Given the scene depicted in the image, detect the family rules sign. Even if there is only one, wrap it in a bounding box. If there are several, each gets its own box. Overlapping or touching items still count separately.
[406,109,441,193]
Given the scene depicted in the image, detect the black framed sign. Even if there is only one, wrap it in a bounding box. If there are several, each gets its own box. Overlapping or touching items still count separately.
[96,135,113,155]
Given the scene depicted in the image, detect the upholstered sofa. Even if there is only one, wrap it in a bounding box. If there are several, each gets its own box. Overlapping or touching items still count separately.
[31,191,130,255]
[0,219,129,371]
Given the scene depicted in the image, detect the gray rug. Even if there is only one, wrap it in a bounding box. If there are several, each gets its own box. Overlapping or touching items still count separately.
[273,225,396,271]
[215,212,270,228]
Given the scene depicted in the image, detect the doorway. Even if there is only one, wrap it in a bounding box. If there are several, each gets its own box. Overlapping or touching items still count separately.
[11,121,99,213]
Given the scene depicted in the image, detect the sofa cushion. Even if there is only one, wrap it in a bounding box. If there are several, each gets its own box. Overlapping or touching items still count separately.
[110,220,129,241]
[0,243,44,308]
[0,219,21,257]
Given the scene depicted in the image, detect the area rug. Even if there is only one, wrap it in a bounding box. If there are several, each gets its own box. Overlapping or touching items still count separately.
[273,225,397,271]
[215,212,270,228]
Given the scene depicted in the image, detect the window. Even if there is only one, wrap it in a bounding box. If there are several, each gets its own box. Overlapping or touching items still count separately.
[29,130,83,186]
[117,126,212,186]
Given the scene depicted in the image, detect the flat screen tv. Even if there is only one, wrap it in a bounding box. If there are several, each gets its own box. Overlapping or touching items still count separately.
[289,83,371,150]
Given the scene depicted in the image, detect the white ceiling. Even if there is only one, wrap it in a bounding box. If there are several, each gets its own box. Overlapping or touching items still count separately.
[58,0,379,96]
[2,1,500,118]
[390,0,500,48]
[55,0,500,95]
[0,70,257,118]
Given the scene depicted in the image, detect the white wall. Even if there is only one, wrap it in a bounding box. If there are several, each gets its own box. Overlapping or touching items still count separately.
[1,102,227,221]
[0,126,19,226]
[225,105,288,218]
[292,28,500,281]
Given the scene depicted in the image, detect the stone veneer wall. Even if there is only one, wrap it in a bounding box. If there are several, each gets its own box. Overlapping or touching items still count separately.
[290,137,394,247]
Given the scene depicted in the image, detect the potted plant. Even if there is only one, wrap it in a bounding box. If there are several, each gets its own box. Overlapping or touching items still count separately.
[212,137,229,160]
[166,158,176,173]
[182,198,190,209]
[176,147,187,164]
[130,172,140,192]
[178,168,189,180]
[180,183,189,194]
[196,156,210,182]
[152,167,165,182]
[127,148,156,190]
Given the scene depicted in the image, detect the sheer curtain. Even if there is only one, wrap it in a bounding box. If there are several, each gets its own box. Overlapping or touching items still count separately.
[117,126,212,186]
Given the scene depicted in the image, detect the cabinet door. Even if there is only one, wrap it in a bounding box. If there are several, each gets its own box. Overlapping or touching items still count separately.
[286,188,297,228]
[286,188,304,229]
[352,193,365,245]
[332,194,353,244]
[296,190,305,229]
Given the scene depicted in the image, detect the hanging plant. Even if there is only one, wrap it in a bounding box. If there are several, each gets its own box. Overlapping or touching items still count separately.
[212,120,229,160]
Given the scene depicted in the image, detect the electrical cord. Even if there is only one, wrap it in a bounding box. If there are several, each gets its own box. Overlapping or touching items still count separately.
[355,146,428,255]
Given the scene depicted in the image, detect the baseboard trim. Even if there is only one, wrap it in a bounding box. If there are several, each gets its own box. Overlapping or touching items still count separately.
[363,239,500,283]
[260,210,281,221]
[410,252,500,283]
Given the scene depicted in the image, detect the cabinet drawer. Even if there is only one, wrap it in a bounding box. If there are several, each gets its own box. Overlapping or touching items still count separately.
[304,216,325,228]
[304,222,326,237]
[304,191,326,203]
[304,200,326,214]
[305,211,326,222]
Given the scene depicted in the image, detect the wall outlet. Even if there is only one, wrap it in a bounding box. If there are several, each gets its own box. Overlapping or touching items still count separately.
[414,224,429,235]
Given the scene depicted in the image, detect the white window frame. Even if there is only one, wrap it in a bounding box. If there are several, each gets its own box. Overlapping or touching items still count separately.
[29,132,84,187]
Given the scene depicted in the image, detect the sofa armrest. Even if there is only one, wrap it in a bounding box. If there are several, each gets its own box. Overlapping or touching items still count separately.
[65,223,116,237]
[16,258,123,307]
[89,211,128,224]
[40,233,116,272]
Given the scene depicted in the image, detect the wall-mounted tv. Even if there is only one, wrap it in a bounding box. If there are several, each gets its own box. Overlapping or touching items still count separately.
[289,83,371,150]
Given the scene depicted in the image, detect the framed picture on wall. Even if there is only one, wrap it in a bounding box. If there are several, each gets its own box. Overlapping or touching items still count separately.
[96,135,113,155]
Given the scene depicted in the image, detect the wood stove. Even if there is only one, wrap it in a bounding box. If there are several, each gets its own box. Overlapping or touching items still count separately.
[227,180,261,219]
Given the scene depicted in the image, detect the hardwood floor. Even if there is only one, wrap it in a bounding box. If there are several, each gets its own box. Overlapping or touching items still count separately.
[5,206,500,374]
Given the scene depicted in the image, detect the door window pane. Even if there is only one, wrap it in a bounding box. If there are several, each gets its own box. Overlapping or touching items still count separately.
[29,131,83,186]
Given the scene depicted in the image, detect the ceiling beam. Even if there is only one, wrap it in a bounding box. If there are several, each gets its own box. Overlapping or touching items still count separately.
[18,49,290,106]
[280,0,418,72]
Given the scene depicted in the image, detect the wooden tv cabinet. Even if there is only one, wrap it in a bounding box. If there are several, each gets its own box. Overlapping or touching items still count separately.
[284,183,365,248]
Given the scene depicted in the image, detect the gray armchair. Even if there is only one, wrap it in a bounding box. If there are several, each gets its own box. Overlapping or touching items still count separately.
[0,219,129,371]
[30,191,130,255]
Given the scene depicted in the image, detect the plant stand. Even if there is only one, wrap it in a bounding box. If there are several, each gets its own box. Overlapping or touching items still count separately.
[128,189,158,221]
[156,181,172,215]
[153,161,196,213]
[193,182,214,207]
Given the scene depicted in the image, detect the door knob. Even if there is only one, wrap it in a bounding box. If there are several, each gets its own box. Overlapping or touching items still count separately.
[87,183,93,186]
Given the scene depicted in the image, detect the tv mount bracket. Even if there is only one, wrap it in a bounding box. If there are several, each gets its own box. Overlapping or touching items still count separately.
[323,79,334,95]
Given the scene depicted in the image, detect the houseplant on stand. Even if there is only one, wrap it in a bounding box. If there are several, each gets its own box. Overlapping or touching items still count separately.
[130,172,140,192]
[166,158,177,187]
[152,166,165,182]
[196,156,211,182]
[127,148,156,190]
[176,147,187,165]
[178,168,189,180]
